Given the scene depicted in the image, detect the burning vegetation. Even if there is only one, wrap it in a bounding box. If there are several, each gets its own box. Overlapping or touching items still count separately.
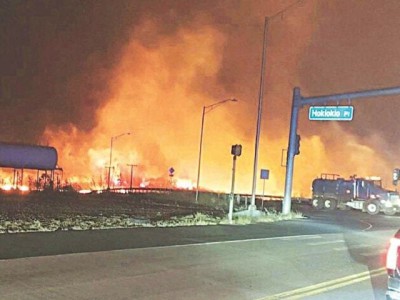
[1,1,400,197]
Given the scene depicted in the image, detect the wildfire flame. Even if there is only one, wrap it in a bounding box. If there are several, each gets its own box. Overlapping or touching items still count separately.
[0,2,388,197]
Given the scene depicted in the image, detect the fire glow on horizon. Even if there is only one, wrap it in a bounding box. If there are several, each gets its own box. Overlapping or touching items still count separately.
[1,1,398,196]
[41,21,392,196]
[43,8,394,196]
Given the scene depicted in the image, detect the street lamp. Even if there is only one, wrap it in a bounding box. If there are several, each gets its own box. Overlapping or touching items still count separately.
[195,98,238,202]
[107,132,131,190]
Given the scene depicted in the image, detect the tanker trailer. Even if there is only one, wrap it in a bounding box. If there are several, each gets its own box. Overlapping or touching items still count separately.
[0,142,58,170]
[311,174,400,215]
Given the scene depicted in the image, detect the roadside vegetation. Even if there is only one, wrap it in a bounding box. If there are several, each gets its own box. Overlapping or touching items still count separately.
[0,190,304,233]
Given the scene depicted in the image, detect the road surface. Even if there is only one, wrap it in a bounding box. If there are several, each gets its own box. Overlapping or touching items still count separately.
[0,206,398,299]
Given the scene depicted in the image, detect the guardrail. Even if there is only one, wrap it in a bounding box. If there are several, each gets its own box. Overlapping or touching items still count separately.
[95,187,174,194]
[61,188,311,207]
[237,194,310,209]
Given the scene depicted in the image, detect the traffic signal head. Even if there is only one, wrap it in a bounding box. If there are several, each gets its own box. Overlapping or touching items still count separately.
[295,134,301,155]
[231,144,242,156]
[393,168,400,185]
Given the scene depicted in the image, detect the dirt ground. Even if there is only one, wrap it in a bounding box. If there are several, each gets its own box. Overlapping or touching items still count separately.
[0,190,305,233]
[0,190,227,222]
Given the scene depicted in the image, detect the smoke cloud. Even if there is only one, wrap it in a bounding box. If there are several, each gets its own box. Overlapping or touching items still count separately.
[1,0,399,195]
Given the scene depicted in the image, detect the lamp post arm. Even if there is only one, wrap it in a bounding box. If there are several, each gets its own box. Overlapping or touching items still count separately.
[113,132,131,141]
[205,98,237,113]
[114,133,124,140]
[195,98,237,203]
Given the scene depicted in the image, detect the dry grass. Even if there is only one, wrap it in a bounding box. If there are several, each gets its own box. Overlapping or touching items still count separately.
[0,191,303,233]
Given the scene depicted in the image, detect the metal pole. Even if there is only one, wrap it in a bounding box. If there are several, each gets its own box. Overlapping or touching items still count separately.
[195,106,206,203]
[228,155,237,224]
[283,87,301,214]
[130,165,133,190]
[107,132,131,190]
[129,164,134,190]
[263,179,265,196]
[283,85,400,212]
[195,99,237,203]
[127,164,138,191]
[13,169,16,189]
[21,169,24,189]
[301,86,400,105]
[107,137,113,190]
[250,17,269,210]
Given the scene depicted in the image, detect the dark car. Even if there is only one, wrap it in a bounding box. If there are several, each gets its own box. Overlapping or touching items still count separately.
[387,230,400,299]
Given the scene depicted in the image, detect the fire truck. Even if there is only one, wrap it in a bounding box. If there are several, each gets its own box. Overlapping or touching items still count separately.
[311,174,400,215]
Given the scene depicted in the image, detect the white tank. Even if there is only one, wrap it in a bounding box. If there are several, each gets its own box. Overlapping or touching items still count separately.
[0,142,58,170]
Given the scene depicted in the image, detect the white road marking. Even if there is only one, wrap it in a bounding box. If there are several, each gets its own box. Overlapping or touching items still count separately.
[258,267,386,300]
[360,249,386,257]
[277,235,322,241]
[384,215,400,219]
[308,239,345,246]
[333,244,371,251]
[333,246,349,251]
[126,235,324,251]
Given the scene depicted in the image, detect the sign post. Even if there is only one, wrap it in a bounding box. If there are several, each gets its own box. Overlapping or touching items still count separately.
[168,167,175,187]
[228,145,242,224]
[260,169,269,196]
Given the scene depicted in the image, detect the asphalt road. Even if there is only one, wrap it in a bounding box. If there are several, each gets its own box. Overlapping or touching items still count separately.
[0,204,399,299]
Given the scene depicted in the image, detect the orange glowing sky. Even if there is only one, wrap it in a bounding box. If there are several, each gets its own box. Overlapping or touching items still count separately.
[2,0,400,195]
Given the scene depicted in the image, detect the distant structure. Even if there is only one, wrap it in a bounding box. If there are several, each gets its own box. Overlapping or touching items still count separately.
[0,142,62,190]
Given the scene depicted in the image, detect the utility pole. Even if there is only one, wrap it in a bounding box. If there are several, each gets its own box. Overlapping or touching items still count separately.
[127,164,138,190]
[107,132,131,190]
[250,0,305,211]
[250,16,269,211]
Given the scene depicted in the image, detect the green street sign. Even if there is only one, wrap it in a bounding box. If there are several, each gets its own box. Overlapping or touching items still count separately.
[309,106,354,121]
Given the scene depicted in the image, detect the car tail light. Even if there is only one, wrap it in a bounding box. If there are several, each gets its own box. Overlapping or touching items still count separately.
[387,237,400,275]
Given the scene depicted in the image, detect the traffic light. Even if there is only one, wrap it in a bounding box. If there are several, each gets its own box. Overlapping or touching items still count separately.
[393,168,400,186]
[231,144,242,156]
[294,134,301,155]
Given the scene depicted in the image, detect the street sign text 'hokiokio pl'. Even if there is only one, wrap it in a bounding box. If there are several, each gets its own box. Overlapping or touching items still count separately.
[309,106,354,121]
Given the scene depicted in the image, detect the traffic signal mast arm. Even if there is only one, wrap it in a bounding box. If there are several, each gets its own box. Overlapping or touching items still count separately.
[283,85,400,215]
[300,86,400,107]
